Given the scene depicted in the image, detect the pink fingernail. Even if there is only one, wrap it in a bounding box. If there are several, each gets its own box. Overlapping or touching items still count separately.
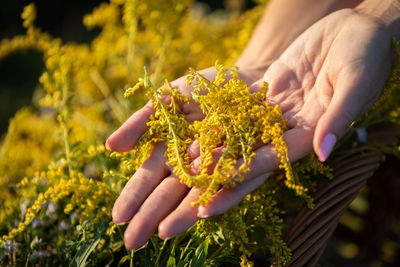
[319,133,337,162]
[197,207,210,218]
[158,234,172,241]
[105,141,111,150]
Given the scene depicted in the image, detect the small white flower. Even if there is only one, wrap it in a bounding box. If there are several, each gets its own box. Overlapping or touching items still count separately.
[20,199,30,215]
[58,220,70,230]
[31,218,43,228]
[5,240,18,253]
[46,201,57,215]
[5,240,12,253]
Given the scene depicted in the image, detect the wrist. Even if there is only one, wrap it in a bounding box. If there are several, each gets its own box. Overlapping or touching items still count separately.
[235,14,288,69]
[355,0,400,40]
[237,0,364,69]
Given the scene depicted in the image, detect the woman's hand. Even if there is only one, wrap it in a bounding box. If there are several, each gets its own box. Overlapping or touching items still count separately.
[188,7,394,217]
[106,67,266,250]
[106,6,396,251]
[153,8,394,245]
[262,8,392,162]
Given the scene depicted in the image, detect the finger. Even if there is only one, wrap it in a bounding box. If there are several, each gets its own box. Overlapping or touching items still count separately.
[124,175,189,250]
[185,146,227,177]
[107,66,218,152]
[157,154,203,239]
[313,64,390,162]
[312,79,345,162]
[187,140,200,160]
[106,102,154,152]
[158,187,201,239]
[159,127,312,238]
[158,145,239,238]
[170,75,201,118]
[164,140,200,175]
[313,24,392,162]
[197,127,312,218]
[157,148,221,239]
[240,127,313,182]
[197,173,269,218]
[112,143,168,224]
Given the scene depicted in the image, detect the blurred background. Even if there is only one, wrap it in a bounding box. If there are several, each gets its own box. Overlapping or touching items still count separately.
[0,1,399,266]
[0,0,105,135]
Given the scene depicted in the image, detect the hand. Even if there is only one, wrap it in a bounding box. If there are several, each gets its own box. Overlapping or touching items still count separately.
[107,8,394,251]
[194,8,393,220]
[156,8,394,243]
[261,8,392,162]
[106,66,266,250]
[176,7,393,216]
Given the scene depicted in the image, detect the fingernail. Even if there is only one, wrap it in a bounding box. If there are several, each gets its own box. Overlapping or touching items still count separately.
[112,211,128,225]
[319,133,337,162]
[158,234,172,241]
[126,241,147,251]
[105,141,111,150]
[197,207,210,218]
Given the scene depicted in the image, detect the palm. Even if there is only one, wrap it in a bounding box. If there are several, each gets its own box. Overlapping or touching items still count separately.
[107,66,266,250]
[108,9,393,251]
[160,9,393,238]
[262,9,391,160]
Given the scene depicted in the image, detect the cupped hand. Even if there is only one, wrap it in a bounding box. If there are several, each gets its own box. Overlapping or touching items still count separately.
[262,8,392,162]
[195,8,394,218]
[106,66,267,250]
[107,8,394,251]
[163,8,394,239]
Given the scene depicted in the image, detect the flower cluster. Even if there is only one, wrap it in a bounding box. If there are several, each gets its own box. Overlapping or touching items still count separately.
[1,0,398,266]
[127,62,309,206]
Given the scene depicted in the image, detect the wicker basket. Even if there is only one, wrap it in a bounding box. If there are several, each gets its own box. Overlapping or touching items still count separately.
[280,123,400,266]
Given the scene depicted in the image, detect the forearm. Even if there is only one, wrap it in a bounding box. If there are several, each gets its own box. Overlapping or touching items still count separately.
[355,0,400,40]
[237,0,362,69]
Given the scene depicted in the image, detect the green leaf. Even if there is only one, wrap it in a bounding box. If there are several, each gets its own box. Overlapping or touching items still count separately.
[189,240,208,267]
[213,254,239,264]
[167,244,176,267]
[167,255,176,267]
[69,231,101,267]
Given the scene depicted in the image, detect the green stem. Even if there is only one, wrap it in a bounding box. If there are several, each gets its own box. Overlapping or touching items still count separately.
[150,236,160,251]
[90,70,127,123]
[152,31,172,85]
[61,113,72,175]
[155,239,168,266]
[195,71,223,92]
[179,237,192,262]
[144,72,197,184]
[130,250,134,267]
[126,0,138,83]
[60,63,72,175]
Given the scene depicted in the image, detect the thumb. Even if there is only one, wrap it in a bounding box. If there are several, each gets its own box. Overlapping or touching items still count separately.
[313,81,367,162]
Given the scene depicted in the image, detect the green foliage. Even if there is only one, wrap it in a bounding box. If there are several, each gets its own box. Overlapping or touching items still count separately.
[190,240,208,267]
[70,224,103,267]
[0,1,399,266]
